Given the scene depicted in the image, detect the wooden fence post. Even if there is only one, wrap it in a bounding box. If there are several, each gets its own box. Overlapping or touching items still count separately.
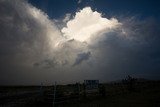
[53,81,57,107]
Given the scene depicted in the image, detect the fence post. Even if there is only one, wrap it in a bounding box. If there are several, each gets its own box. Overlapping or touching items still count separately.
[53,81,57,107]
[78,83,80,100]
[40,82,43,95]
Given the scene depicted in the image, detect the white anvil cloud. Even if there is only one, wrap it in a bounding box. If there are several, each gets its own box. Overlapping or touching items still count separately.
[61,7,121,43]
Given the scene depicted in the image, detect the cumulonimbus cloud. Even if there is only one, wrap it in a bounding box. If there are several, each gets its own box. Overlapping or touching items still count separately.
[61,7,121,43]
[0,0,160,85]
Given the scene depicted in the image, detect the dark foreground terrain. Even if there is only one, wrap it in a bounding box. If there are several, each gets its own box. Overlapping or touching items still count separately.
[0,80,160,107]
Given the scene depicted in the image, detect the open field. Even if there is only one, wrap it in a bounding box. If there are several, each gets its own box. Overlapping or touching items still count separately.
[0,80,160,107]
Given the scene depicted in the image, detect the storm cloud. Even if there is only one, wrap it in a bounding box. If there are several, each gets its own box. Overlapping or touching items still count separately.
[0,0,160,85]
[73,51,91,66]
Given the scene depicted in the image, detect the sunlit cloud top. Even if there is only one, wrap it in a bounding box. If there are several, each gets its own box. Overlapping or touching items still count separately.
[61,7,121,43]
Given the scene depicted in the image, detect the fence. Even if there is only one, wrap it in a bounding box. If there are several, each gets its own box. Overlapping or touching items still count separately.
[0,81,105,107]
[42,81,105,107]
[43,82,81,107]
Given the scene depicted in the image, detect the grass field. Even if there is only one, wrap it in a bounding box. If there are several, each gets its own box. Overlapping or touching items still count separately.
[0,80,160,107]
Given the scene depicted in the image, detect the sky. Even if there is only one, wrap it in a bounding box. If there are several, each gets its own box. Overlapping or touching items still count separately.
[0,0,160,85]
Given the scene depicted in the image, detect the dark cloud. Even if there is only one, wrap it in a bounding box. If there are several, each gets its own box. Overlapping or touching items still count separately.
[33,59,57,69]
[34,58,68,69]
[73,51,91,66]
[91,17,160,80]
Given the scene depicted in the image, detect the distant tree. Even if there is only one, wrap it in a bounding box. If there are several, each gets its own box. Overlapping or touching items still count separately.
[123,75,136,92]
